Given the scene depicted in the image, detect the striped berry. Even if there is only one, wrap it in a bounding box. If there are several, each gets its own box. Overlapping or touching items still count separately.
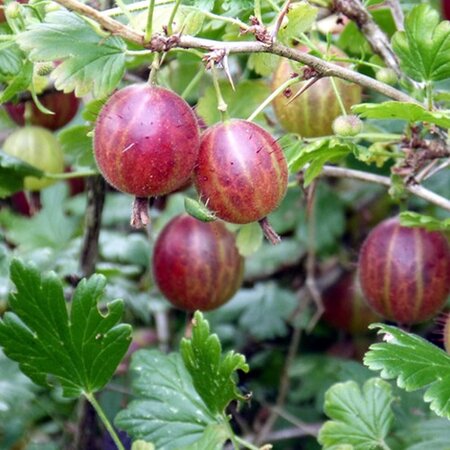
[193,119,288,225]
[153,215,244,311]
[5,91,79,131]
[271,45,362,138]
[94,84,200,198]
[358,217,450,324]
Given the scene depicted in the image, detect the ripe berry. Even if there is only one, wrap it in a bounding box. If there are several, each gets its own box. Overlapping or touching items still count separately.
[193,119,288,225]
[5,91,79,131]
[153,215,244,311]
[94,84,200,198]
[272,45,362,138]
[332,114,363,137]
[358,217,450,324]
[322,272,380,334]
[3,126,64,191]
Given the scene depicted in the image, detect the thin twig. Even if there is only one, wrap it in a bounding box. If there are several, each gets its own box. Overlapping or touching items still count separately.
[334,0,401,75]
[54,0,417,104]
[319,165,450,212]
[271,0,292,42]
[387,0,404,31]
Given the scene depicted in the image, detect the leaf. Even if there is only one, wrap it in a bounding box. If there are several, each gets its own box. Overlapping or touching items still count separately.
[196,79,270,125]
[0,43,24,79]
[399,211,450,232]
[279,1,318,43]
[400,418,450,450]
[181,424,229,450]
[114,350,218,449]
[0,259,132,398]
[0,184,78,250]
[59,125,95,168]
[392,4,450,82]
[289,138,356,187]
[318,378,394,450]
[247,53,280,77]
[352,101,450,128]
[0,60,33,103]
[364,324,450,419]
[17,10,126,98]
[0,150,44,198]
[132,442,155,450]
[180,311,249,414]
[236,222,263,257]
[184,197,217,222]
[183,0,215,12]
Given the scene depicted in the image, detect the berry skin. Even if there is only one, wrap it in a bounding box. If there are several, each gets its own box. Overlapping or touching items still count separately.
[94,84,200,197]
[322,272,380,334]
[272,45,362,138]
[375,68,398,85]
[332,114,363,137]
[153,215,244,311]
[3,126,64,191]
[193,119,288,224]
[5,91,79,131]
[358,217,450,324]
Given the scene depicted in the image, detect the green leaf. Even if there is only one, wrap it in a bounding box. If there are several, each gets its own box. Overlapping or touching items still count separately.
[0,259,132,398]
[180,311,249,414]
[0,184,78,250]
[318,378,394,450]
[196,79,270,125]
[184,197,217,222]
[399,211,450,232]
[132,442,155,450]
[289,138,356,187]
[247,53,280,77]
[352,101,450,128]
[278,1,318,43]
[364,324,450,419]
[392,4,450,82]
[0,60,33,103]
[0,149,44,198]
[236,222,263,257]
[399,418,450,450]
[181,424,229,450]
[183,0,215,12]
[115,350,218,449]
[0,43,24,79]
[59,125,95,168]
[17,10,126,98]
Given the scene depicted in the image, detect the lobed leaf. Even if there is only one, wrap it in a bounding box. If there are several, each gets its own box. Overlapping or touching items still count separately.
[0,259,132,398]
[180,311,249,414]
[17,10,126,98]
[399,211,450,232]
[115,350,218,449]
[352,101,450,128]
[364,324,450,419]
[392,4,450,82]
[318,378,394,449]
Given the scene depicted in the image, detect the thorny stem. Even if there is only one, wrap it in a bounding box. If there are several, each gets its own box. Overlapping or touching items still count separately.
[166,0,181,35]
[85,393,125,450]
[329,76,347,116]
[144,0,155,43]
[211,63,229,121]
[247,74,302,122]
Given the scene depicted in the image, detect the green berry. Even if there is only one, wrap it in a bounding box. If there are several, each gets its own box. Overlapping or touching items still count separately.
[375,68,398,85]
[332,115,363,137]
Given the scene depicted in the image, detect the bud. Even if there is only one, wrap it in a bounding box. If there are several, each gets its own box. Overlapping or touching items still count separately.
[375,68,398,85]
[332,114,363,137]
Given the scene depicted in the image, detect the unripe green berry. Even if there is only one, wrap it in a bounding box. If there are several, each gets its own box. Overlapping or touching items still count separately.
[375,68,398,85]
[5,1,21,19]
[35,62,54,77]
[332,114,363,137]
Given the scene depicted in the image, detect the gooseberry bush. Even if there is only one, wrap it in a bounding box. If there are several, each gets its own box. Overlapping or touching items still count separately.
[0,0,450,449]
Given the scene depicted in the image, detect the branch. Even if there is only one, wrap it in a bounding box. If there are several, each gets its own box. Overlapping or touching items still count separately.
[55,0,417,104]
[334,0,401,75]
[319,165,450,212]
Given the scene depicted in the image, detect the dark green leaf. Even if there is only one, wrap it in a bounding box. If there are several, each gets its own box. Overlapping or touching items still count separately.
[115,350,218,449]
[0,259,132,397]
[0,149,44,198]
[392,4,450,82]
[59,125,95,168]
[399,418,450,450]
[17,10,126,98]
[318,378,394,449]
[352,101,450,128]
[180,311,249,414]
[364,324,450,419]
[399,211,450,232]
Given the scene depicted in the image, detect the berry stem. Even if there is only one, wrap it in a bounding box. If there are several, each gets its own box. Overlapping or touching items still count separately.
[259,217,281,245]
[144,0,155,43]
[131,197,150,229]
[329,76,347,116]
[148,52,160,86]
[181,68,204,99]
[167,0,181,35]
[254,0,262,24]
[211,63,229,121]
